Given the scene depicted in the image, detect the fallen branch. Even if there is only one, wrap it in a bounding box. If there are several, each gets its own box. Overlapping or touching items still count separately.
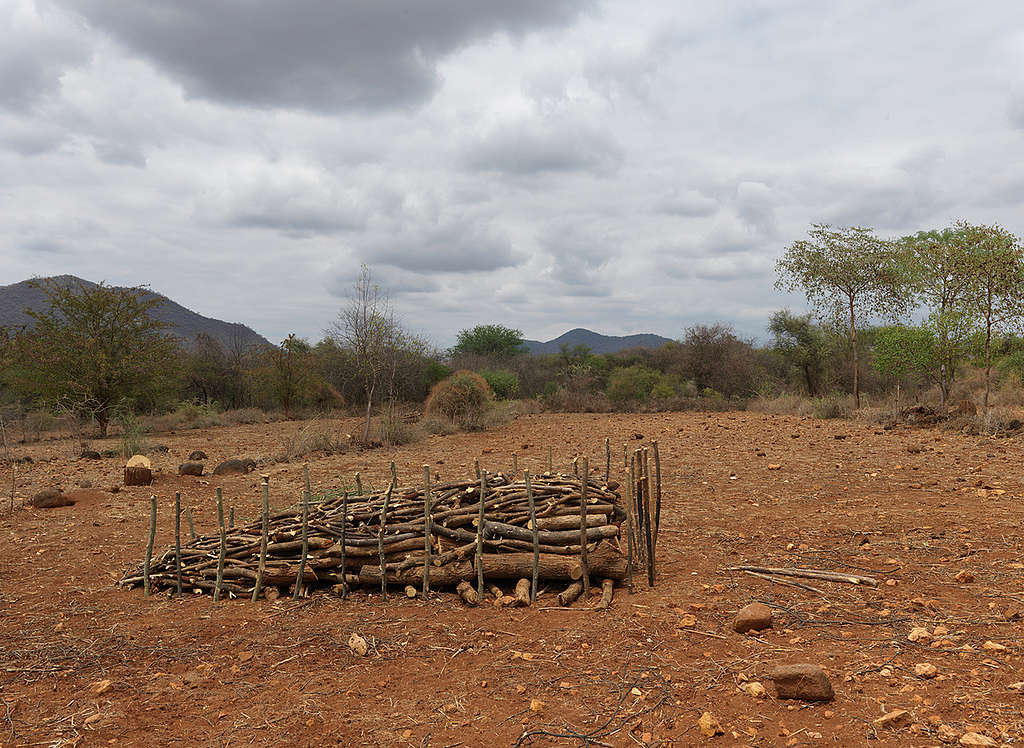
[728,565,878,587]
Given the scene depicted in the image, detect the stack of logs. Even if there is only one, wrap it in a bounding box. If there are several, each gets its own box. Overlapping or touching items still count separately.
[121,470,631,606]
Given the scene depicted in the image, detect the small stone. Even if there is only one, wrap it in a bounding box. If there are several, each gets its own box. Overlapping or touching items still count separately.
[89,679,113,695]
[908,626,932,642]
[697,711,723,737]
[914,663,938,679]
[733,602,773,634]
[873,709,912,730]
[189,449,208,461]
[982,641,1007,651]
[77,479,92,489]
[955,570,975,584]
[769,664,834,702]
[937,724,959,743]
[767,463,782,470]
[529,699,544,712]
[739,681,767,699]
[959,733,998,747]
[933,625,950,637]
[347,632,368,657]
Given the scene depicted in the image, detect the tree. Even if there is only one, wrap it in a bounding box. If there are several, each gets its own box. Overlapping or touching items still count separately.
[326,266,416,442]
[768,310,826,395]
[776,224,910,408]
[450,324,526,357]
[3,278,181,435]
[871,325,939,413]
[960,222,1024,413]
[253,334,333,417]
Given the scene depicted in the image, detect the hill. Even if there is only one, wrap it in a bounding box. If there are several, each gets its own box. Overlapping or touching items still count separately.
[523,328,675,355]
[0,275,269,351]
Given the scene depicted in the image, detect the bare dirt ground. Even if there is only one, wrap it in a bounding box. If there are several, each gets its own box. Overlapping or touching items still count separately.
[1,411,1022,747]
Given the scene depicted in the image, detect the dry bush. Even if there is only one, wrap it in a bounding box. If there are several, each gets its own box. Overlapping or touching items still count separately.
[425,370,494,431]
[748,393,815,416]
[148,401,226,431]
[280,418,352,460]
[540,387,612,413]
[221,407,267,425]
[374,408,425,446]
[422,414,459,435]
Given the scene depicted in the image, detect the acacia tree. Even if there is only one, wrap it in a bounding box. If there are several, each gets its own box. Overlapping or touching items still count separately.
[450,324,526,358]
[961,222,1024,413]
[768,310,826,395]
[776,224,910,408]
[4,279,181,435]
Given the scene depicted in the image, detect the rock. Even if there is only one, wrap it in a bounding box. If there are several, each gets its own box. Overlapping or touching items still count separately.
[188,450,208,461]
[937,724,959,743]
[933,625,950,637]
[347,632,368,657]
[908,626,932,642]
[739,681,767,699]
[178,462,204,477]
[982,640,1007,651]
[28,488,74,508]
[873,710,912,730]
[79,450,101,460]
[89,679,113,695]
[76,479,92,489]
[733,602,773,633]
[212,458,257,476]
[954,569,975,584]
[529,699,545,712]
[914,663,938,678]
[697,712,723,737]
[769,664,834,702]
[959,733,998,747]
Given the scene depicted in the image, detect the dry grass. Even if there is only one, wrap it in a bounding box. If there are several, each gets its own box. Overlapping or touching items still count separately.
[279,418,353,461]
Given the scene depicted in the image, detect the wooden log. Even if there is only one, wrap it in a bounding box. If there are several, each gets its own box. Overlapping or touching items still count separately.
[482,520,618,546]
[404,585,417,598]
[513,578,531,607]
[727,566,879,587]
[378,479,393,601]
[125,455,152,487]
[144,495,157,597]
[487,582,503,599]
[579,456,590,596]
[558,581,583,607]
[533,513,607,531]
[456,580,478,606]
[596,578,614,610]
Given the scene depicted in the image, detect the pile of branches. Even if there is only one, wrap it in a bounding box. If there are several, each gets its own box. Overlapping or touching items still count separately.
[121,473,628,601]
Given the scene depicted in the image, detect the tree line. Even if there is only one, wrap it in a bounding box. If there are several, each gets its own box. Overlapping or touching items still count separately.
[2,220,1023,438]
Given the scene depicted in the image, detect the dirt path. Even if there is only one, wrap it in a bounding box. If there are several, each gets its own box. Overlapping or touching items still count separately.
[1,412,1021,746]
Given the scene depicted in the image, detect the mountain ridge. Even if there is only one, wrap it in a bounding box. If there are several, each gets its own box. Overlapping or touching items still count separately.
[523,327,675,355]
[0,275,270,352]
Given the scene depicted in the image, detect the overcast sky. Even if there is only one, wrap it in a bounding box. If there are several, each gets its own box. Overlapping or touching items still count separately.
[3,1,1024,347]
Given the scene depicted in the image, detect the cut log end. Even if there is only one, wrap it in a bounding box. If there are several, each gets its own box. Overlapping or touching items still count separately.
[456,580,479,606]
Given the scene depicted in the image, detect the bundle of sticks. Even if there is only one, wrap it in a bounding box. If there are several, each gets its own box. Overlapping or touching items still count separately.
[121,471,629,603]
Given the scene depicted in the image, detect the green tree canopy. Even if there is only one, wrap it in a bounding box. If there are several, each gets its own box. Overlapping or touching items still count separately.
[776,224,911,407]
[2,279,181,435]
[450,324,526,358]
[768,310,826,395]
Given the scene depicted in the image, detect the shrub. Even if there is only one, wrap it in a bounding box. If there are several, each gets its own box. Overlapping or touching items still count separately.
[117,410,150,457]
[280,418,352,461]
[479,370,520,400]
[424,370,494,430]
[606,365,677,403]
[374,407,425,446]
[810,394,852,419]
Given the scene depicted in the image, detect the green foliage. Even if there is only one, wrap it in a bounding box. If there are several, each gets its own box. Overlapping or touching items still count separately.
[249,334,336,417]
[424,370,494,430]
[871,325,939,383]
[450,324,526,357]
[3,279,182,436]
[479,370,519,400]
[769,310,826,395]
[117,409,150,457]
[606,365,676,403]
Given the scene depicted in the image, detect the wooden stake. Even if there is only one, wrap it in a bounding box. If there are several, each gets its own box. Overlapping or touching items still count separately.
[641,450,654,588]
[625,490,635,594]
[526,471,538,602]
[174,492,182,598]
[355,471,362,496]
[547,446,552,473]
[214,488,226,602]
[422,465,432,598]
[579,457,590,596]
[228,506,234,529]
[144,495,157,597]
[604,438,610,483]
[476,470,487,598]
[293,480,310,601]
[186,507,196,540]
[474,459,481,479]
[512,452,518,475]
[378,479,393,600]
[252,476,270,601]
[339,491,348,599]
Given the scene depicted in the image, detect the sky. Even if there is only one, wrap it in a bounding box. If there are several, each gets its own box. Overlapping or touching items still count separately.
[3,1,1024,348]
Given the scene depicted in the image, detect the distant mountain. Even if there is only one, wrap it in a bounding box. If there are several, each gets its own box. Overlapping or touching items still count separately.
[0,275,269,351]
[524,328,676,355]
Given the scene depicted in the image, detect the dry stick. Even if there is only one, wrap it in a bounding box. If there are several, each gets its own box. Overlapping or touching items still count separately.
[9,462,16,515]
[422,465,432,598]
[624,489,635,594]
[186,507,196,541]
[339,491,348,599]
[378,480,394,600]
[355,472,362,496]
[144,495,157,597]
[547,446,552,473]
[214,488,226,602]
[174,492,183,598]
[652,441,662,545]
[579,456,590,596]
[642,449,654,588]
[476,470,487,598]
[526,471,538,602]
[604,437,610,484]
[474,459,481,480]
[727,566,879,587]
[228,506,234,530]
[252,476,270,602]
[741,569,825,595]
[292,466,311,600]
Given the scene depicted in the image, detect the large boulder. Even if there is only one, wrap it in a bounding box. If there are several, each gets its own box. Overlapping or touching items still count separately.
[212,458,256,476]
[28,488,75,508]
[733,602,773,633]
[179,462,204,477]
[769,664,834,702]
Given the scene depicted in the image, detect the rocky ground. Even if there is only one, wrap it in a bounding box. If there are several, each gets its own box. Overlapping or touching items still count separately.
[1,411,1022,747]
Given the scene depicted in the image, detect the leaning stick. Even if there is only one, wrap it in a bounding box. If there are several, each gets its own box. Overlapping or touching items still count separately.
[579,456,590,596]
[547,446,552,473]
[378,480,394,600]
[513,452,518,475]
[526,471,538,602]
[228,506,234,530]
[642,449,654,587]
[174,492,182,598]
[605,438,610,484]
[422,465,432,598]
[625,495,635,594]
[186,507,196,541]
[652,441,662,544]
[144,495,157,597]
[214,488,226,602]
[476,470,487,598]
[252,476,270,601]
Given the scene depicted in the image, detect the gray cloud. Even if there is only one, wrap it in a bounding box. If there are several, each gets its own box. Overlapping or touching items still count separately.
[59,0,594,112]
[464,117,623,176]
[360,216,523,274]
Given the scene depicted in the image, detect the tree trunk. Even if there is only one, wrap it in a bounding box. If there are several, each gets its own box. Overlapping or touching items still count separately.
[803,365,815,396]
[363,381,374,443]
[849,297,860,409]
[984,302,993,417]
